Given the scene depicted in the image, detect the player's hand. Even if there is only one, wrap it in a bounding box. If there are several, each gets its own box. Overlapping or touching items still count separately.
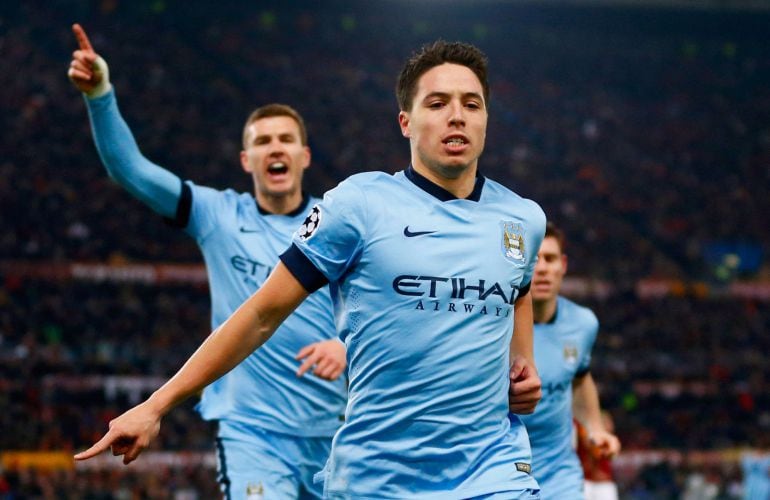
[588,428,621,459]
[295,339,346,380]
[508,355,541,414]
[68,23,111,97]
[73,401,162,465]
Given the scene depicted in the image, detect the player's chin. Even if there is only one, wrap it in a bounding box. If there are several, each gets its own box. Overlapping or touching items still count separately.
[264,184,295,197]
[440,155,474,167]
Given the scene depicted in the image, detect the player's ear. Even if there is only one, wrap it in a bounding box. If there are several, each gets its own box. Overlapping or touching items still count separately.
[240,150,252,173]
[301,146,311,170]
[561,254,568,274]
[398,111,411,138]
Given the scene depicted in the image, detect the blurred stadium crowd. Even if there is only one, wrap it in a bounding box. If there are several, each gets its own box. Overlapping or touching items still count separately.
[2,0,768,497]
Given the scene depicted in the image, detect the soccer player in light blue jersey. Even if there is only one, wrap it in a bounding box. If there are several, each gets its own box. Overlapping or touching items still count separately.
[75,40,545,499]
[518,223,621,499]
[68,24,346,499]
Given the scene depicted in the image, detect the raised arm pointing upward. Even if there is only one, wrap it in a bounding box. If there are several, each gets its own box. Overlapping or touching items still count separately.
[68,24,346,500]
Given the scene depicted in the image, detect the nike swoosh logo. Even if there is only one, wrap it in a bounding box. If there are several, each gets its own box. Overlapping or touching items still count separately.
[403,226,437,237]
[239,227,261,233]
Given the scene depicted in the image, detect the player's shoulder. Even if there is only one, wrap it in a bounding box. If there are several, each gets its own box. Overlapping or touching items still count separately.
[212,186,257,208]
[187,181,243,201]
[483,177,545,221]
[558,296,599,328]
[188,182,259,222]
[340,170,399,189]
[326,171,402,205]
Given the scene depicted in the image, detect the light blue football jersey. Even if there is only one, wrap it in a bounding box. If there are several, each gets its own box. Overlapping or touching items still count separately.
[282,167,546,499]
[186,184,346,437]
[518,296,599,499]
[742,454,770,500]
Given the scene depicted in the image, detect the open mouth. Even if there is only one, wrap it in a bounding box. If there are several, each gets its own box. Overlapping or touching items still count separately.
[443,136,468,153]
[267,162,289,175]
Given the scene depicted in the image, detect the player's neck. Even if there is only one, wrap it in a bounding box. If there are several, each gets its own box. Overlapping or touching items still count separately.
[255,191,304,215]
[411,161,477,199]
[533,298,557,324]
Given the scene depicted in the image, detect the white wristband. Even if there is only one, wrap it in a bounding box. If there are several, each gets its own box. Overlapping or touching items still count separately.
[85,55,112,99]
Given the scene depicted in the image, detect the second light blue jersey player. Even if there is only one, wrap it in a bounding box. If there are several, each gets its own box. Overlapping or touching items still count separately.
[86,90,347,434]
[519,296,598,499]
[281,167,546,499]
[82,87,347,497]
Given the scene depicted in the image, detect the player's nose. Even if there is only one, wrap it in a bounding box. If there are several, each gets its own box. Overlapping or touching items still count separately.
[448,101,465,127]
[267,141,287,156]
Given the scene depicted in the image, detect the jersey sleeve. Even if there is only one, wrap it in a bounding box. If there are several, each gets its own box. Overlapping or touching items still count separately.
[284,178,367,288]
[521,200,547,291]
[577,310,600,376]
[180,181,230,242]
[85,90,182,218]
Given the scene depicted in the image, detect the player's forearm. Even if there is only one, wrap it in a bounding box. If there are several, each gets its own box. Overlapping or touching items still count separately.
[85,90,181,217]
[511,293,535,366]
[572,373,604,432]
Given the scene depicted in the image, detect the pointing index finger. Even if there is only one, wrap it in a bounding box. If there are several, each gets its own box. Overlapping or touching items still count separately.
[73,430,117,461]
[72,23,94,53]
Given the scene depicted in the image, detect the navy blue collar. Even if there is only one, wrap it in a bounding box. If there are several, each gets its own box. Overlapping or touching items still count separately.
[547,306,558,324]
[256,192,310,216]
[535,305,558,325]
[405,165,485,202]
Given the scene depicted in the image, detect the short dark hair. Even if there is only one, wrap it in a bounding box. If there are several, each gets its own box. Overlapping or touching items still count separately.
[544,222,567,255]
[242,103,308,148]
[396,40,490,112]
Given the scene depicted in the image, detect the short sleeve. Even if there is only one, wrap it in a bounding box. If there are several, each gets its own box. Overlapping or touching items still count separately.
[291,178,367,283]
[521,201,547,289]
[183,181,229,242]
[578,310,600,374]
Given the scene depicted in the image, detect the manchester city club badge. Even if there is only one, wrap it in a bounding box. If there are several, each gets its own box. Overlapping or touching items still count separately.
[563,343,579,367]
[501,221,526,264]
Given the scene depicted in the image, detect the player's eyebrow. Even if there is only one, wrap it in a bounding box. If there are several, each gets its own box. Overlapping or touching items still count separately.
[421,91,484,103]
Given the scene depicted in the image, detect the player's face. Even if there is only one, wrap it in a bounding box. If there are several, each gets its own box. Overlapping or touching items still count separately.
[240,116,310,199]
[399,63,487,180]
[532,236,568,303]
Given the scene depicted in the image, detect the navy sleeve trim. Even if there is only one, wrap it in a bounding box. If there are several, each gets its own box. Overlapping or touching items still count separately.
[280,243,329,293]
[164,181,192,228]
[517,281,531,300]
[575,368,590,379]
